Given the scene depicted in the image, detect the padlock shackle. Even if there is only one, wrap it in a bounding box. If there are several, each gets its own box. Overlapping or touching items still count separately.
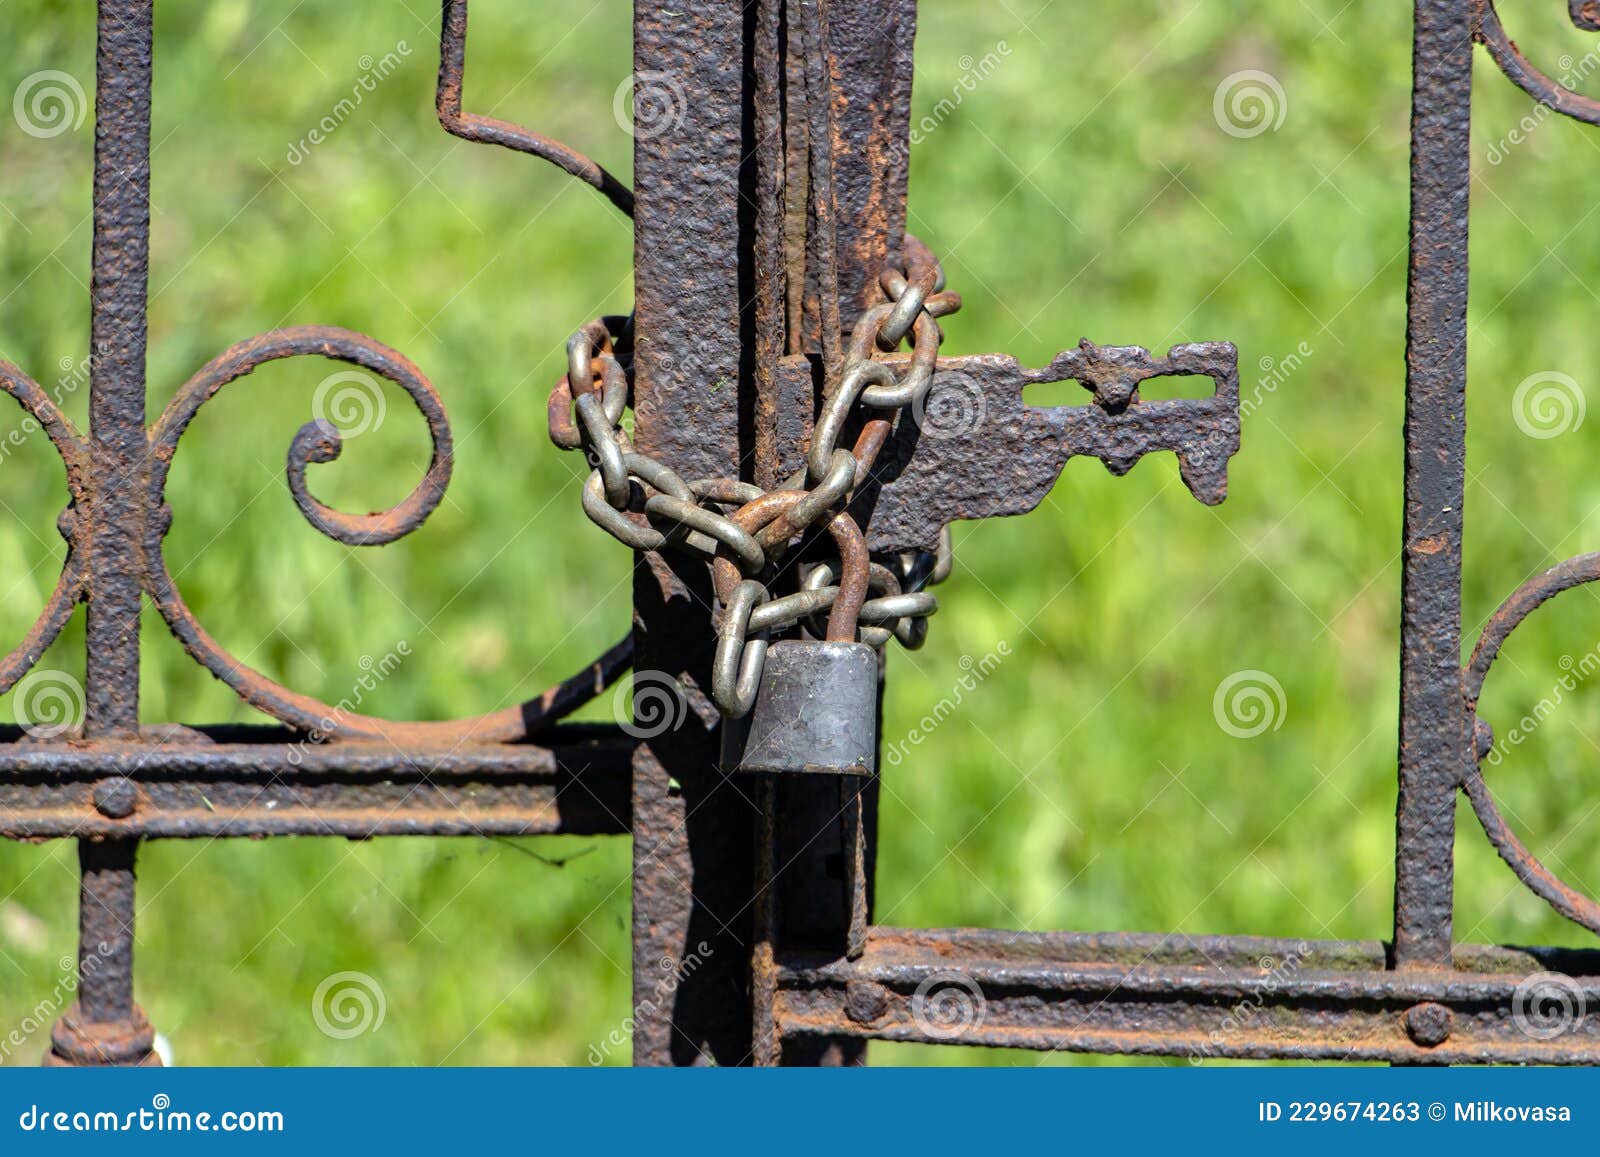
[822,513,869,643]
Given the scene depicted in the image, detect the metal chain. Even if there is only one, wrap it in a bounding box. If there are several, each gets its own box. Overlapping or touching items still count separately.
[550,236,958,717]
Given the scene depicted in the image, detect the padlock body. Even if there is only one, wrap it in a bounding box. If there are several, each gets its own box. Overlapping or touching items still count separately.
[721,640,878,775]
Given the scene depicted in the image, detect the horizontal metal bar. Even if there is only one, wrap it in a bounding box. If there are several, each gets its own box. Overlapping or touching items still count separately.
[0,725,632,839]
[775,927,1600,1064]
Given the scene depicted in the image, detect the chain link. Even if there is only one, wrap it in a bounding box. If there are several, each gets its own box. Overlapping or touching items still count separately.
[550,236,959,717]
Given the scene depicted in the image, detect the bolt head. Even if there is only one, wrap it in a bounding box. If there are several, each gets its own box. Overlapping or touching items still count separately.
[1404,1001,1453,1048]
[92,777,138,819]
[844,980,888,1025]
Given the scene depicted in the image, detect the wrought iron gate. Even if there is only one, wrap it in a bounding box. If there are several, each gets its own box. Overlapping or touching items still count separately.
[3,0,1600,1066]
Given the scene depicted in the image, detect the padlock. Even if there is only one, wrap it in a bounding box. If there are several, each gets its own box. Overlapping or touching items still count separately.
[720,639,879,775]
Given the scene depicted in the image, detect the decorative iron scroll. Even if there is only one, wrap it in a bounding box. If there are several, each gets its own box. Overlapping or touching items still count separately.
[1476,0,1600,123]
[1459,0,1600,936]
[0,0,635,745]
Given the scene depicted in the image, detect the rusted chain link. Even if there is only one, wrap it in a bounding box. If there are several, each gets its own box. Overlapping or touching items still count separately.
[550,236,959,717]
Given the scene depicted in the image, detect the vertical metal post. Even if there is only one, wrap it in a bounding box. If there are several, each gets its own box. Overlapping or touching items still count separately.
[628,0,757,1066]
[49,0,157,1066]
[1394,0,1473,970]
[627,0,916,1065]
[85,1,149,733]
[761,0,916,1066]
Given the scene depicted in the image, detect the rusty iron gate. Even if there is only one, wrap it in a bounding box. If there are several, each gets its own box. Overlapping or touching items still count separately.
[3,0,1600,1066]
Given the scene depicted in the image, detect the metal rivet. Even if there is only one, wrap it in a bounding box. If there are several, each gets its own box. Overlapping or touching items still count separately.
[1403,1001,1452,1047]
[844,980,888,1025]
[92,777,138,820]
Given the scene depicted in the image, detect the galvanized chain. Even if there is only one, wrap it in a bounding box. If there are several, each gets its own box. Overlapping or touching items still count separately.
[550,235,959,717]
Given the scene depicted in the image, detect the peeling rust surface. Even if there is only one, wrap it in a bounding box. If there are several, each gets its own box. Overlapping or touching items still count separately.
[775,340,1241,554]
[1394,0,1472,971]
[0,726,633,840]
[774,928,1600,1063]
[628,1,757,1067]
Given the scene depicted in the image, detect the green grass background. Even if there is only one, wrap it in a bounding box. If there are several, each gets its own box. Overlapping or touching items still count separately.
[2,0,1600,1065]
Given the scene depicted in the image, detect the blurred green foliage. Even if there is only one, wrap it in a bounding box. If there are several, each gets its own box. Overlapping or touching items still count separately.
[2,0,1600,1065]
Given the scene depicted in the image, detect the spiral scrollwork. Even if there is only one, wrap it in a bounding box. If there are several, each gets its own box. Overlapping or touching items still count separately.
[141,325,628,743]
[0,359,89,697]
[1465,552,1600,934]
[150,326,453,548]
[1476,0,1600,124]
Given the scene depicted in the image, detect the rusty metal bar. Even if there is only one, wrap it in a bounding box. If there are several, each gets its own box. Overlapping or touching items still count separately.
[628,0,757,1066]
[435,0,634,217]
[50,0,158,1069]
[1393,0,1474,970]
[751,0,917,1068]
[0,727,632,839]
[46,839,156,1065]
[85,0,150,738]
[775,928,1600,1063]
